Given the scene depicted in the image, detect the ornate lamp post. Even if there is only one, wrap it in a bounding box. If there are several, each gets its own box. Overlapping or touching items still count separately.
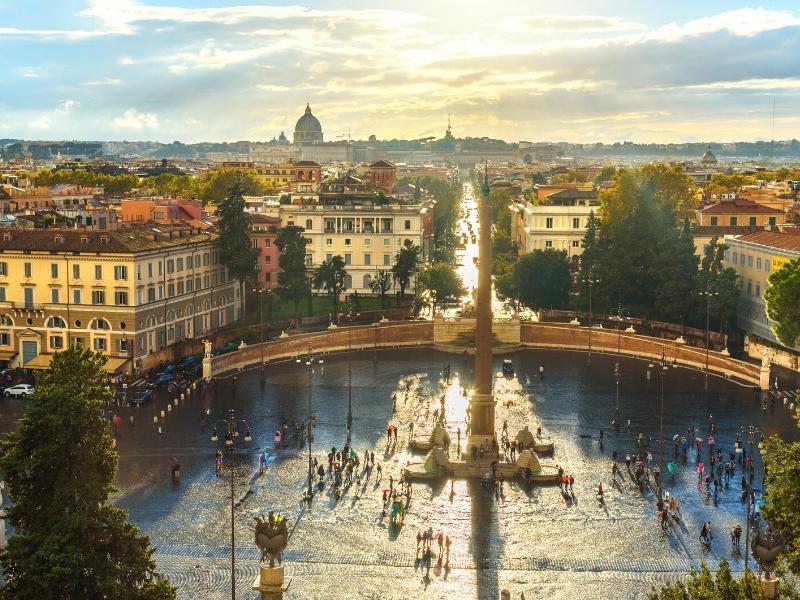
[738,424,763,572]
[305,345,315,500]
[210,409,253,600]
[347,327,353,444]
[585,275,600,367]
[658,349,669,501]
[701,289,719,389]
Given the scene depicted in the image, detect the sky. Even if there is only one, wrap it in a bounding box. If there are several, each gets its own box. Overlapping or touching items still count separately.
[2,0,800,144]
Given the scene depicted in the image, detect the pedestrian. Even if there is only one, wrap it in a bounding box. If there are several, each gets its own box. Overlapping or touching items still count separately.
[625,454,631,469]
[539,364,544,379]
[258,450,267,476]
[129,415,135,431]
[386,425,392,444]
[599,429,604,444]
[569,474,575,492]
[700,521,712,544]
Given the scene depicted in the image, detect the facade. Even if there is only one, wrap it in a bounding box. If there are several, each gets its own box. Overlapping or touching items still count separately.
[366,160,398,194]
[509,186,600,263]
[249,214,281,289]
[0,227,239,372]
[120,198,204,224]
[724,231,800,360]
[261,200,431,294]
[255,160,322,192]
[696,197,785,227]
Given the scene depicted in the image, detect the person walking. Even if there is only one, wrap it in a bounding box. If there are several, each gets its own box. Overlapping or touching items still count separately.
[568,474,575,493]
[700,521,712,545]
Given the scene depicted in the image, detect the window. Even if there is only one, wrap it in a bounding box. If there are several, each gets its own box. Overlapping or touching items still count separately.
[344,253,352,265]
[73,264,80,279]
[730,216,738,226]
[195,277,201,290]
[345,238,351,246]
[0,287,4,301]
[186,278,193,293]
[710,216,718,226]
[24,262,32,278]
[167,259,174,274]
[0,262,6,276]
[23,288,34,308]
[325,219,335,232]
[545,217,554,229]
[0,333,9,346]
[51,288,59,303]
[572,240,580,248]
[342,219,354,232]
[326,238,333,246]
[265,273,271,283]
[176,258,183,271]
[203,253,210,266]
[748,255,753,267]
[50,335,64,349]
[732,252,738,264]
[545,240,553,248]
[94,265,102,280]
[114,265,128,280]
[766,260,771,273]
[404,219,411,230]
[147,288,156,302]
[364,253,371,266]
[326,253,333,262]
[177,280,184,295]
[572,217,580,229]
[115,291,128,305]
[305,219,313,230]
[73,289,81,304]
[46,316,66,328]
[384,238,390,246]
[51,263,58,278]
[749,216,757,226]
[264,239,271,248]
[93,337,107,351]
[91,318,111,330]
[755,284,761,297]
[167,283,175,297]
[363,219,374,233]
[148,263,153,277]
[747,280,752,295]
[265,256,271,265]
[91,290,106,305]
[769,217,777,227]
[383,253,390,266]
[118,338,129,352]
[756,257,762,270]
[187,256,193,269]
[364,238,371,246]
[158,260,163,275]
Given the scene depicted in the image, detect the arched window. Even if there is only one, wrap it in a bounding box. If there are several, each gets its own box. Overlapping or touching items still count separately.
[46,316,66,329]
[343,274,352,289]
[90,318,111,330]
[167,310,176,322]
[297,170,304,180]
[185,304,194,315]
[146,316,157,328]
[0,314,14,327]
[363,274,372,289]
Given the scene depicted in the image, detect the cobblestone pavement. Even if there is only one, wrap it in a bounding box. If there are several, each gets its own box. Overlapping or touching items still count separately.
[3,347,794,599]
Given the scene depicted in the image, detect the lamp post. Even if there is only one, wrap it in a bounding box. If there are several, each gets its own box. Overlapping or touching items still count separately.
[210,409,252,600]
[658,349,669,502]
[586,275,599,367]
[610,304,629,428]
[738,425,763,573]
[611,304,630,358]
[252,288,266,384]
[701,290,719,390]
[305,345,314,500]
[613,362,621,428]
[347,327,353,444]
[121,331,132,403]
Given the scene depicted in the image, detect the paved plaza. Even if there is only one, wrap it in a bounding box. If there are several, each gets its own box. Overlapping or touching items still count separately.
[8,347,785,599]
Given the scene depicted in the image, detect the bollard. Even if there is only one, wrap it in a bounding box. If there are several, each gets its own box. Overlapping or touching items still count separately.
[153,415,158,424]
[174,397,179,406]
[181,392,185,401]
[167,404,172,412]
[158,426,162,434]
[790,403,795,411]
[192,381,196,390]
[160,410,165,418]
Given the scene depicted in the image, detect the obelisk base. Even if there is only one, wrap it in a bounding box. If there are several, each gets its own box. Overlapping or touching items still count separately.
[252,565,288,599]
[465,392,496,458]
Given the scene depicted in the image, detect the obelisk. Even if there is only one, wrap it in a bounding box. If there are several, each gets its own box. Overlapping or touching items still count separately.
[467,164,496,454]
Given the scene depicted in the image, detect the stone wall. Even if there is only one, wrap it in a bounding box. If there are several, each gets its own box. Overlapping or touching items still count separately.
[432,316,520,345]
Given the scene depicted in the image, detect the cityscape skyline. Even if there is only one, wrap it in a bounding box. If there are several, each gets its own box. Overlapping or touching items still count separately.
[3,1,800,144]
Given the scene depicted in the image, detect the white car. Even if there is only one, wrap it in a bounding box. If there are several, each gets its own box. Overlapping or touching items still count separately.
[4,384,34,398]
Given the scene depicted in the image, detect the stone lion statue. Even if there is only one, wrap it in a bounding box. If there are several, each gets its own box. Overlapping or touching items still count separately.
[254,512,288,568]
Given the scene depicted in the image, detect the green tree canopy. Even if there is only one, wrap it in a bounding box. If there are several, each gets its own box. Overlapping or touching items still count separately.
[312,255,347,315]
[392,239,421,300]
[0,346,175,600]
[275,225,310,325]
[647,560,765,600]
[370,269,393,310]
[200,168,270,205]
[417,263,465,315]
[696,237,740,333]
[764,257,800,347]
[514,249,571,311]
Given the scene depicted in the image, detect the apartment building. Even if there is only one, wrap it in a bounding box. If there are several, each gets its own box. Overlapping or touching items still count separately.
[0,227,239,373]
[509,186,600,264]
[261,199,432,294]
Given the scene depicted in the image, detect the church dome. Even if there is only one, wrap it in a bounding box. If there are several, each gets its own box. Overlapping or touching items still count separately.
[293,104,323,144]
[701,145,717,166]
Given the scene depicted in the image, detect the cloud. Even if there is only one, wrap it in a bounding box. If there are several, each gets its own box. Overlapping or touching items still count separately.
[28,116,51,130]
[61,100,79,112]
[86,77,123,86]
[112,108,158,129]
[257,84,291,92]
[507,15,646,33]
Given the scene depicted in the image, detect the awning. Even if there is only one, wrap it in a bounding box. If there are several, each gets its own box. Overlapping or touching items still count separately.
[0,351,17,361]
[23,354,53,369]
[103,357,130,374]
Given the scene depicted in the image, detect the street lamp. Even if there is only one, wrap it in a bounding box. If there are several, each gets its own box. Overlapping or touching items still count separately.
[346,326,353,444]
[305,345,315,500]
[657,349,669,502]
[585,275,600,367]
[613,362,621,428]
[210,408,253,600]
[738,424,763,573]
[700,290,719,389]
[610,304,630,358]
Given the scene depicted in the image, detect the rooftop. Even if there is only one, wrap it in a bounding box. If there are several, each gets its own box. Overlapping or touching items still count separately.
[0,227,216,254]
[700,198,784,214]
[732,231,800,253]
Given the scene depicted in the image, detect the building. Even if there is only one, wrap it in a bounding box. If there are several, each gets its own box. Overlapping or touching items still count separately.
[120,198,204,224]
[0,227,239,372]
[254,160,322,192]
[509,185,600,264]
[260,198,432,295]
[725,230,800,367]
[293,104,324,144]
[696,197,785,228]
[249,214,281,289]
[366,160,398,194]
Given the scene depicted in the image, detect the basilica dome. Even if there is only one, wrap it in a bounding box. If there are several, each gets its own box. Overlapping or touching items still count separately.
[293,104,323,144]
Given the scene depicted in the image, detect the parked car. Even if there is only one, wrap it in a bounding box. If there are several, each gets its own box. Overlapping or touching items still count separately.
[502,359,514,375]
[132,388,153,405]
[4,384,34,398]
[151,373,177,388]
[179,354,202,368]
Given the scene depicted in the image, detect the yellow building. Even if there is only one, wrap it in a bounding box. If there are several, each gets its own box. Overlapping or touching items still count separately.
[0,227,240,373]
[696,197,785,228]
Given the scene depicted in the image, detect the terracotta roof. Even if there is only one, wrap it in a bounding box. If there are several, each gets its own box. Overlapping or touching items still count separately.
[293,160,320,167]
[700,199,783,215]
[0,227,216,254]
[369,160,396,168]
[733,231,800,253]
[249,213,281,224]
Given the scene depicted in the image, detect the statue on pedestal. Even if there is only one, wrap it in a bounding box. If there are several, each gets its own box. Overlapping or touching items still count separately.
[252,512,290,598]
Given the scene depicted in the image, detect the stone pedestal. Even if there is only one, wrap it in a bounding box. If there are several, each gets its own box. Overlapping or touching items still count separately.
[252,565,286,599]
[759,575,779,599]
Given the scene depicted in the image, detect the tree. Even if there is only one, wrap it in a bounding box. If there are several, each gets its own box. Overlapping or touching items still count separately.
[216,173,260,316]
[0,346,175,600]
[764,257,800,347]
[651,219,698,325]
[275,225,310,326]
[312,255,347,316]
[514,249,571,311]
[695,237,740,333]
[761,404,800,576]
[370,269,393,310]
[392,239,421,300]
[488,188,513,236]
[494,259,519,312]
[417,263,465,315]
[574,210,601,311]
[199,168,269,206]
[647,560,764,599]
